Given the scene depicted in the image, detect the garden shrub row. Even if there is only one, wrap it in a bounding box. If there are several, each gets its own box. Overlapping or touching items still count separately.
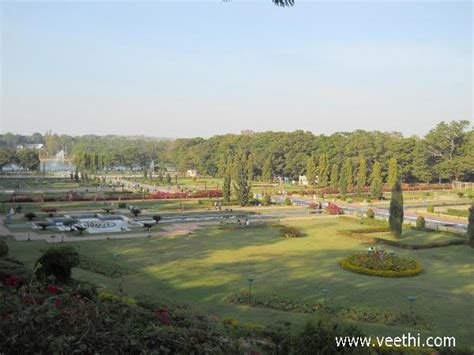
[78,255,133,278]
[340,255,423,277]
[443,209,469,218]
[229,292,428,327]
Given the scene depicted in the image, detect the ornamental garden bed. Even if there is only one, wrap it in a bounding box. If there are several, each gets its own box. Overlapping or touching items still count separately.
[340,252,423,277]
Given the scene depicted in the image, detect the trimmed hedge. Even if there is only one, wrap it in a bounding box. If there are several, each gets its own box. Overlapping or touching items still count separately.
[0,239,8,257]
[340,255,423,277]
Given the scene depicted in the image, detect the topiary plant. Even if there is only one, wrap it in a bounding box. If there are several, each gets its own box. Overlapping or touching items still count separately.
[366,209,375,219]
[284,197,292,206]
[35,246,80,282]
[416,216,425,229]
[0,238,8,257]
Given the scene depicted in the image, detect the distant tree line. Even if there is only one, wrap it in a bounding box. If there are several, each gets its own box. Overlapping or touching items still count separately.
[0,121,472,184]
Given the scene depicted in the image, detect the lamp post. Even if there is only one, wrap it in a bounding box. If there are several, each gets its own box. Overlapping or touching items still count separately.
[247,278,255,298]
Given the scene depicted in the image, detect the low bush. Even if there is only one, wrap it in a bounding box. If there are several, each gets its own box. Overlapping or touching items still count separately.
[416,216,426,229]
[444,209,469,218]
[262,194,271,206]
[118,202,126,208]
[280,226,303,238]
[340,253,423,277]
[427,205,434,213]
[284,197,292,206]
[326,202,343,215]
[35,246,80,282]
[0,257,30,285]
[0,239,8,257]
[366,208,375,219]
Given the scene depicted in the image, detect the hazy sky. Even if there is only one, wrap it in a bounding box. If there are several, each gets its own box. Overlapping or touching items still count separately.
[1,1,472,138]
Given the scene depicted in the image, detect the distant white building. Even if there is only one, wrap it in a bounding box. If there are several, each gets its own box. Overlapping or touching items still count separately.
[186,169,200,177]
[298,175,309,186]
[16,144,44,151]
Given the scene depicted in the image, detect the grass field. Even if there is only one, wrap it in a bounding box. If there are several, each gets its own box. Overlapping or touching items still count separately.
[5,216,474,348]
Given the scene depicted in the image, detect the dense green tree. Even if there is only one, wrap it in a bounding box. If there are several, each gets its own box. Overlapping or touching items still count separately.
[223,171,231,202]
[389,181,404,238]
[306,153,318,185]
[233,153,251,206]
[0,148,15,169]
[318,153,329,187]
[16,149,40,171]
[343,159,353,192]
[262,158,273,182]
[370,161,383,199]
[356,155,367,195]
[387,157,398,188]
[330,163,339,189]
[423,120,471,181]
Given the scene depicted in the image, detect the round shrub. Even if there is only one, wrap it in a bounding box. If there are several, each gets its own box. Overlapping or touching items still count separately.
[0,257,30,284]
[280,226,303,238]
[262,194,271,206]
[0,238,8,257]
[366,209,375,219]
[340,253,422,277]
[416,216,425,229]
[35,246,80,282]
[427,205,434,213]
[284,197,292,206]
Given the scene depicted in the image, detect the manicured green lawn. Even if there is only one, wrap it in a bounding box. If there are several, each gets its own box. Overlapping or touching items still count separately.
[375,229,466,246]
[5,217,474,348]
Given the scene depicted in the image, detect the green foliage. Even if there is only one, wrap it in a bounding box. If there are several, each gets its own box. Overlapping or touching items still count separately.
[416,216,426,229]
[389,181,404,238]
[280,226,302,238]
[165,172,172,184]
[305,153,318,185]
[339,159,352,196]
[329,163,339,189]
[262,193,271,206]
[387,157,398,188]
[79,255,132,278]
[292,320,367,355]
[262,158,273,182]
[427,204,434,213]
[356,155,367,195]
[469,202,474,247]
[284,196,292,206]
[370,161,383,199]
[222,171,231,202]
[118,202,126,209]
[318,153,329,187]
[0,257,30,284]
[444,208,469,218]
[36,246,80,282]
[16,148,41,171]
[0,239,8,257]
[366,208,375,219]
[341,253,423,277]
[233,152,251,206]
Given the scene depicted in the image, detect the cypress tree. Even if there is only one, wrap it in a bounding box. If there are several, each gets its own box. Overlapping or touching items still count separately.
[318,153,329,187]
[262,159,273,182]
[370,161,383,199]
[223,171,231,202]
[306,153,318,186]
[338,165,347,196]
[356,155,367,195]
[343,159,353,192]
[387,157,398,188]
[234,152,251,206]
[330,163,339,189]
[389,180,404,238]
[468,202,474,247]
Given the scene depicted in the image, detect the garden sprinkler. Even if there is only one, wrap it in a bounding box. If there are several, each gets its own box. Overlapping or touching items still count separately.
[407,296,416,312]
[321,288,329,308]
[247,278,255,298]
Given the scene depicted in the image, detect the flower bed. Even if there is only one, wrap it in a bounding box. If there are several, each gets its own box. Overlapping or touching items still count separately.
[340,253,422,277]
